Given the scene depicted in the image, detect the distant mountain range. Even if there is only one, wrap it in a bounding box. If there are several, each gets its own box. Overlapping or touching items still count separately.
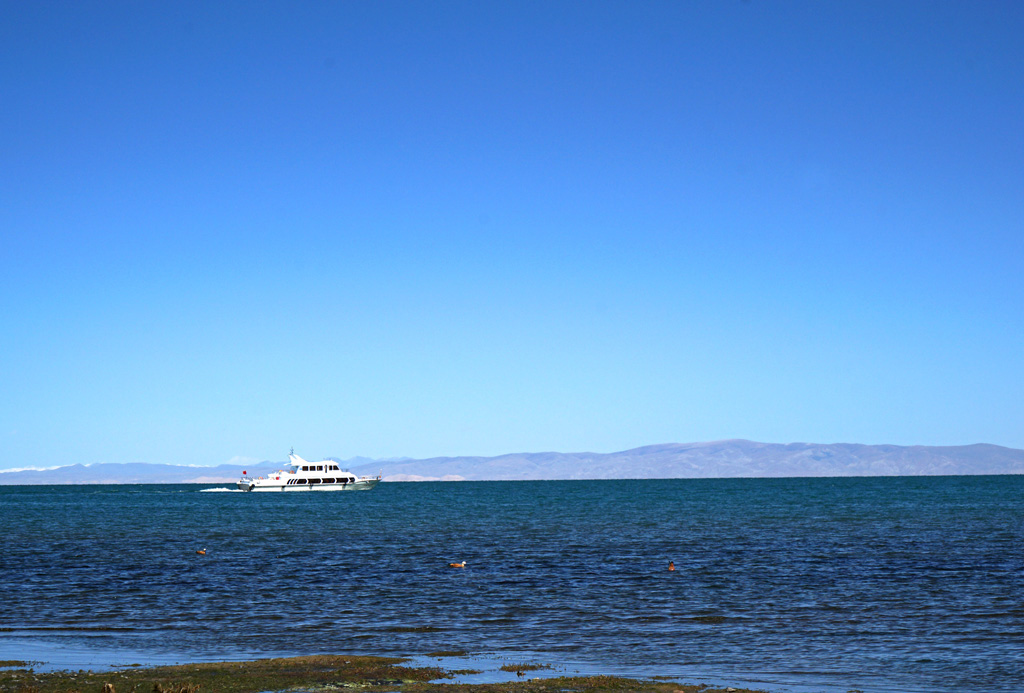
[1,440,1022,485]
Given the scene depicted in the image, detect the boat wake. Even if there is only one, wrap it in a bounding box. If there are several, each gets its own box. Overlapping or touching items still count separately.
[199,487,245,493]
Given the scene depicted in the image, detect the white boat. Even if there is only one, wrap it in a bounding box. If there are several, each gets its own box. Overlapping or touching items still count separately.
[236,451,381,492]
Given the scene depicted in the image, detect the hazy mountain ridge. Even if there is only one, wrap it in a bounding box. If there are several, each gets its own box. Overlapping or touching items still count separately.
[349,440,1024,481]
[2,440,1021,484]
[0,462,282,485]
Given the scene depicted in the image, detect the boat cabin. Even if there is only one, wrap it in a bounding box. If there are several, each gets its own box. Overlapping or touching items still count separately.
[286,463,358,486]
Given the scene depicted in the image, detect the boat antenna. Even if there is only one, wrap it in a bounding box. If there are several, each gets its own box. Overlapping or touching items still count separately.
[290,446,294,456]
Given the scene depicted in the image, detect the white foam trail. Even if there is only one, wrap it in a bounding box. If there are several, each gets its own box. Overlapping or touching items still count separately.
[199,487,245,493]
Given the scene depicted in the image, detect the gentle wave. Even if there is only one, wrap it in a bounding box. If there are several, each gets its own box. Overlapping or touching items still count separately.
[1,477,1022,692]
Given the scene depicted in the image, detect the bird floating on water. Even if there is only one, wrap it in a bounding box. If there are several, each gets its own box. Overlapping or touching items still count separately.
[448,561,466,568]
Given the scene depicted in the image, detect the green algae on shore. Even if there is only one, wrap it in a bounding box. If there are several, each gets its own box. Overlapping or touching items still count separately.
[0,655,768,693]
[0,656,436,693]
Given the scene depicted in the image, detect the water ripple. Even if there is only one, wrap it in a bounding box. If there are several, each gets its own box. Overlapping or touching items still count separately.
[1,477,1022,692]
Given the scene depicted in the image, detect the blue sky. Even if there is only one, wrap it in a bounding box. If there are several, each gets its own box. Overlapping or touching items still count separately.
[1,1,1022,469]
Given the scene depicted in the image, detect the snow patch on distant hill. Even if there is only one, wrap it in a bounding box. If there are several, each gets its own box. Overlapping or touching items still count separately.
[384,474,467,482]
[0,464,73,473]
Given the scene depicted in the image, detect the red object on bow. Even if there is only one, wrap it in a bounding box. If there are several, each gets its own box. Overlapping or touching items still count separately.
[243,470,247,475]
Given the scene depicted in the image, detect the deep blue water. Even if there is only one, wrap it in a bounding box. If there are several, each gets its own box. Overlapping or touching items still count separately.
[1,477,1022,692]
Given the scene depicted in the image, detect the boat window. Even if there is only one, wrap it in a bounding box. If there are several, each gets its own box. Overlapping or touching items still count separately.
[295,479,306,484]
[310,478,321,484]
[301,466,308,471]
[323,478,334,484]
[316,465,323,471]
[331,465,338,471]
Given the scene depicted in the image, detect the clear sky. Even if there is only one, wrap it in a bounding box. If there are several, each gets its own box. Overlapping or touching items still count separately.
[1,1,1022,469]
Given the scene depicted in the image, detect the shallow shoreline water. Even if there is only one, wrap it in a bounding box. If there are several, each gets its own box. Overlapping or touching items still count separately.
[0,652,843,693]
[0,644,881,693]
[2,477,1021,693]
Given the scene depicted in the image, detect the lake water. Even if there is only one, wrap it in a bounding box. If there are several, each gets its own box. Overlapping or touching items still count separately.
[1,477,1021,692]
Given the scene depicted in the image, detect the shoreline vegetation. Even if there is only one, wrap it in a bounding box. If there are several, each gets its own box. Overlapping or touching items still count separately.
[0,654,769,693]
